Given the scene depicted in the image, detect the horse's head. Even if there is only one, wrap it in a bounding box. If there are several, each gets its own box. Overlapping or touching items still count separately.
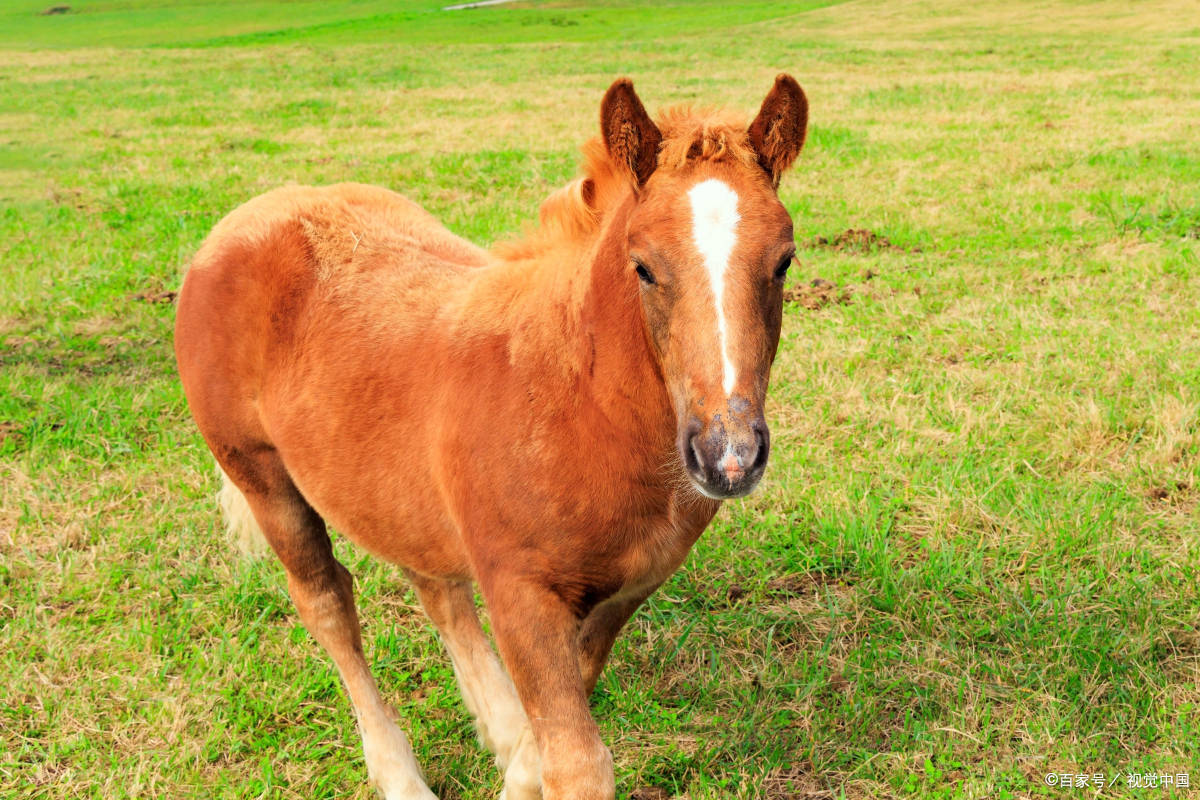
[601,76,808,500]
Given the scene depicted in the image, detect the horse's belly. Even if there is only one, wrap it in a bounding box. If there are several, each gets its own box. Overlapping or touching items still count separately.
[263,376,474,579]
[258,287,477,579]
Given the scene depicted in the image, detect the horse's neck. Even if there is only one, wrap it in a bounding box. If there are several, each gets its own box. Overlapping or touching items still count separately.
[580,198,672,426]
[497,193,673,439]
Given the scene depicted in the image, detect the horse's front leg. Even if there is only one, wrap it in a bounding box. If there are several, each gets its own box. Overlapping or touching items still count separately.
[576,586,657,695]
[481,575,614,800]
[403,569,529,769]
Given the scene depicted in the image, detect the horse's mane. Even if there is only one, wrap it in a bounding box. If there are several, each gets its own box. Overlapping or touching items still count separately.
[492,106,755,261]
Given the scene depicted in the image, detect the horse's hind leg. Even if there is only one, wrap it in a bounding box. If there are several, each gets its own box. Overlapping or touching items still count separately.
[404,571,531,777]
[219,450,437,800]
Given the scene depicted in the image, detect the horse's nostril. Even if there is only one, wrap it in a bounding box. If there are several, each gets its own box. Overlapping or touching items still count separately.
[689,435,705,472]
[681,420,705,475]
[751,423,770,471]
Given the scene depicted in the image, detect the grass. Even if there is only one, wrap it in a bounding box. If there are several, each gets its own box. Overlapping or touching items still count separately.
[2,0,1199,798]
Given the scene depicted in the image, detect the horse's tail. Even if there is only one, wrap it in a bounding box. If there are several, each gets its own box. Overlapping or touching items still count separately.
[217,463,270,556]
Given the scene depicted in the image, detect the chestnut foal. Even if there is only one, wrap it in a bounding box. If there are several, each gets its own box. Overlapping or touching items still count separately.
[175,75,807,799]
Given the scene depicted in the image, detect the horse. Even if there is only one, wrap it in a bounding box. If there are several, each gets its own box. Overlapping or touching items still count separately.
[174,74,807,800]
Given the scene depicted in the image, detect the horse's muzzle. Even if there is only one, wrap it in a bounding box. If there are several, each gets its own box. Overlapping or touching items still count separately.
[679,413,769,499]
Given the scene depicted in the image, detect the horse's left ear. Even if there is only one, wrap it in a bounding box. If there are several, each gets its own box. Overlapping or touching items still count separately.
[748,74,809,188]
[601,78,662,188]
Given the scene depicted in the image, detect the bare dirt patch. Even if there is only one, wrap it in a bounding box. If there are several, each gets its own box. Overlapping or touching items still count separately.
[827,671,851,695]
[764,764,836,800]
[783,278,856,310]
[629,788,671,800]
[808,228,910,253]
[766,570,849,599]
[128,289,178,304]
[0,421,22,447]
[1146,480,1194,510]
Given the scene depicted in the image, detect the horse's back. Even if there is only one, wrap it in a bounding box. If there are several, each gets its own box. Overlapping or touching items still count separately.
[177,181,484,385]
[187,182,486,292]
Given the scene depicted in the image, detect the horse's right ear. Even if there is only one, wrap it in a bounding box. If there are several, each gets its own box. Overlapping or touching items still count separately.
[601,78,662,188]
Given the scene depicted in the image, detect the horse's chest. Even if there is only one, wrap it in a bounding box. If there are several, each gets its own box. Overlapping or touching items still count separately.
[609,496,719,597]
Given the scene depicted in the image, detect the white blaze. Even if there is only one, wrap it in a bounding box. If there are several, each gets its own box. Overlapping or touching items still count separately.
[687,178,741,396]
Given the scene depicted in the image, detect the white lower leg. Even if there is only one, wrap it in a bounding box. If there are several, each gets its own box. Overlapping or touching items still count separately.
[285,562,436,800]
[498,725,541,800]
[339,666,436,800]
[443,637,529,767]
[357,701,437,800]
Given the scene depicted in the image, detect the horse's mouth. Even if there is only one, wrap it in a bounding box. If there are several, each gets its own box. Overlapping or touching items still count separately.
[687,473,764,500]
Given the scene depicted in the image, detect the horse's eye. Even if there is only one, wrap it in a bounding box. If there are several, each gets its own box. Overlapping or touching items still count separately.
[634,260,657,286]
[774,254,794,281]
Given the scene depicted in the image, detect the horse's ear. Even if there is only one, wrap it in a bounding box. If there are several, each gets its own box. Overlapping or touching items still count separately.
[748,74,808,188]
[600,78,662,188]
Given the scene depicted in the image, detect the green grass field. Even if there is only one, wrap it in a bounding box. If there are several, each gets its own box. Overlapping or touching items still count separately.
[2,1,1199,798]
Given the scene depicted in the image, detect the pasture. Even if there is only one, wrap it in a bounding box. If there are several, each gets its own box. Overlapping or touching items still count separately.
[1,0,1198,798]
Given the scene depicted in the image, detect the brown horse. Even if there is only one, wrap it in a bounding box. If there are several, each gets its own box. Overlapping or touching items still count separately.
[174,75,807,799]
